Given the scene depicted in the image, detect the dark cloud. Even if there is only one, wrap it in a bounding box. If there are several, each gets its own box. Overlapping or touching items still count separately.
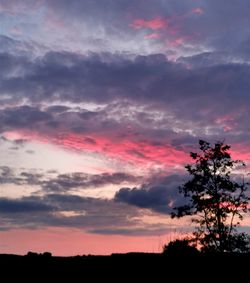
[177,52,235,68]
[0,197,53,213]
[43,172,140,192]
[0,51,30,78]
[46,105,71,114]
[0,105,104,138]
[115,174,186,214]
[89,227,172,236]
[0,166,43,186]
[0,106,52,132]
[0,193,170,235]
[0,35,18,53]
[0,166,16,184]
[0,34,48,57]
[0,167,140,192]
[1,50,250,141]
[19,172,44,185]
[1,50,250,114]
[0,169,189,235]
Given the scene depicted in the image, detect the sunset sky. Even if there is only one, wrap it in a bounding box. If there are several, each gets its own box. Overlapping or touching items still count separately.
[1,0,250,256]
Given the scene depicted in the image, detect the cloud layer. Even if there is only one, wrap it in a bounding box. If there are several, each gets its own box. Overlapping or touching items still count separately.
[1,0,250,244]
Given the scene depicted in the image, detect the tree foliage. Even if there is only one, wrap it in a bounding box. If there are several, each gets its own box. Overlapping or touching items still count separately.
[172,140,250,253]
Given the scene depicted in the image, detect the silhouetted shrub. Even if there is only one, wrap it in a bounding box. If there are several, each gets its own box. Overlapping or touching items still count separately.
[42,252,52,258]
[26,251,39,257]
[163,239,199,255]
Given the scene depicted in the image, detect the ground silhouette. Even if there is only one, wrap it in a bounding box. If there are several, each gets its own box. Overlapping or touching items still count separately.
[0,251,249,280]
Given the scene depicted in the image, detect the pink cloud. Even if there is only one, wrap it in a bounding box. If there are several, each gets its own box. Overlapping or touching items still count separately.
[230,144,250,162]
[45,131,250,174]
[192,7,204,15]
[4,130,189,170]
[7,128,250,176]
[130,16,168,30]
[215,114,238,132]
[49,132,190,169]
[145,33,161,40]
[168,37,185,47]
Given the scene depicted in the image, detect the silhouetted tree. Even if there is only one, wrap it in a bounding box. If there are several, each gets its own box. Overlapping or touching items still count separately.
[163,239,199,255]
[172,140,250,253]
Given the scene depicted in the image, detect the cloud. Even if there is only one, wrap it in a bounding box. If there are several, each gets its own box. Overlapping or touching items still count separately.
[0,166,16,184]
[130,17,168,30]
[0,101,191,168]
[0,166,43,186]
[0,193,173,235]
[145,33,161,40]
[115,174,186,214]
[1,50,250,116]
[0,106,51,131]
[0,167,189,235]
[0,0,42,14]
[89,227,172,236]
[0,166,140,192]
[42,172,140,192]
[2,49,250,167]
[2,0,250,58]
[0,35,47,57]
[191,8,204,15]
[0,197,53,213]
[37,0,203,53]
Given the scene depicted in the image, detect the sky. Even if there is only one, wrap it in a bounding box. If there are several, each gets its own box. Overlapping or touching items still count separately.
[0,0,250,256]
